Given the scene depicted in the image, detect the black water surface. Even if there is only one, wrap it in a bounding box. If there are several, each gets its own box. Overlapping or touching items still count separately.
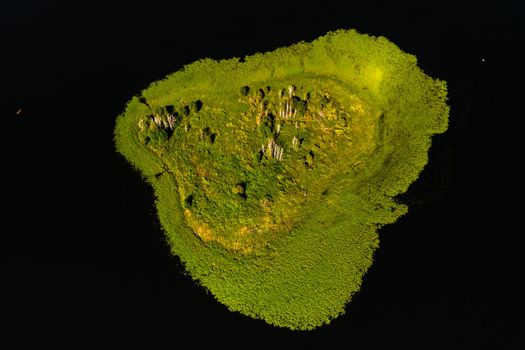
[2,1,523,349]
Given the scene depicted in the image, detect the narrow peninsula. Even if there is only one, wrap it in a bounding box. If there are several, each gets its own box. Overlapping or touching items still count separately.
[114,29,449,330]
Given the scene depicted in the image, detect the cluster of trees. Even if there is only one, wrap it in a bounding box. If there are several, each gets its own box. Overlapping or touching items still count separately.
[137,99,203,145]
[242,84,314,164]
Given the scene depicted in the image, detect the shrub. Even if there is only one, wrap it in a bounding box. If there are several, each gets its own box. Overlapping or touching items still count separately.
[240,86,250,96]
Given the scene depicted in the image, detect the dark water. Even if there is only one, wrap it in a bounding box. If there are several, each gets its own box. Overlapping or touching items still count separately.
[2,1,523,348]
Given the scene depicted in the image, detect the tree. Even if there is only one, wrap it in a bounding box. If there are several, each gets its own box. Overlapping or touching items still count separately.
[190,100,203,113]
[292,96,307,114]
[240,86,250,96]
[180,105,190,117]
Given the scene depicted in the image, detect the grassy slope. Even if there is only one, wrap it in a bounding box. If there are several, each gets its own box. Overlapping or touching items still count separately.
[114,29,449,329]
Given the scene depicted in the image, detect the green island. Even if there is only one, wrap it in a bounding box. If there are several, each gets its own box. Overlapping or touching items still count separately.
[114,29,449,330]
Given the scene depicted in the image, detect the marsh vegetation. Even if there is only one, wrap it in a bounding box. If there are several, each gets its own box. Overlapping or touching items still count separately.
[114,29,449,329]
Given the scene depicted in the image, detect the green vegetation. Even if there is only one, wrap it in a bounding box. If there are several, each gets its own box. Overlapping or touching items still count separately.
[114,29,449,330]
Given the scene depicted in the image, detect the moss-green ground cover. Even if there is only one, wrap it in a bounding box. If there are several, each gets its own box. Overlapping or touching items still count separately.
[114,29,449,329]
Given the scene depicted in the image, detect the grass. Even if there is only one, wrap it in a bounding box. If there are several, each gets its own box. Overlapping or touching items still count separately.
[114,29,449,330]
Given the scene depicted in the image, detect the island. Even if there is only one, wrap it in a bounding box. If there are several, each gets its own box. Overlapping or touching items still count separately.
[114,29,449,330]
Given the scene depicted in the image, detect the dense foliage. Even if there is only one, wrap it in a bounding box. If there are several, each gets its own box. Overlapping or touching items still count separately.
[114,29,449,329]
